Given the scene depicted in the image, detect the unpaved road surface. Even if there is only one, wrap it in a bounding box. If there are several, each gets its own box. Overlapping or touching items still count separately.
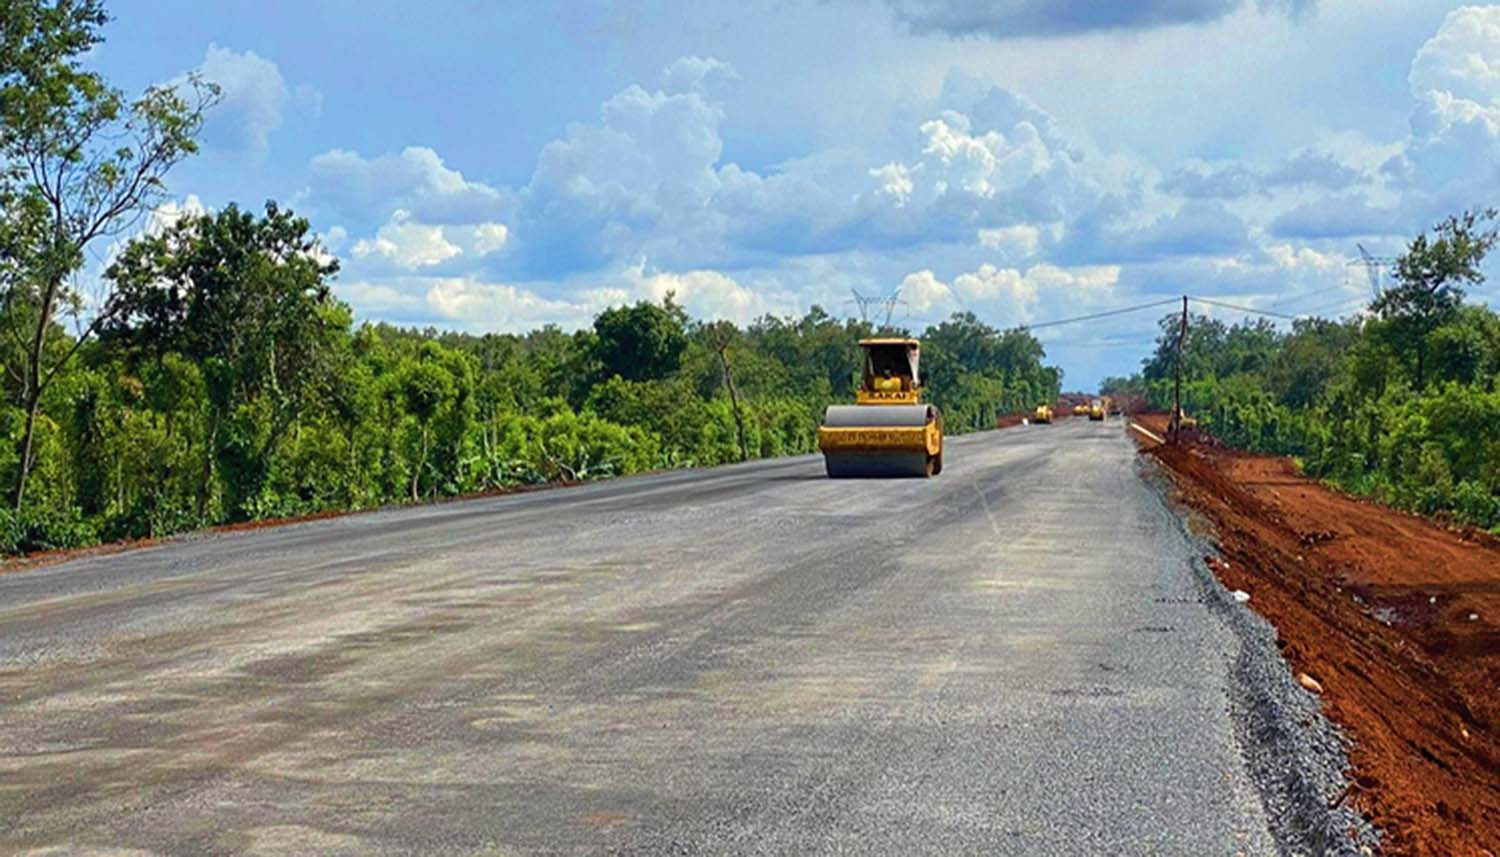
[1141,411,1500,856]
[1,421,1280,855]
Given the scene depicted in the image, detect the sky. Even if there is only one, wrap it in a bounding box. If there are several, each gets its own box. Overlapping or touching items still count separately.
[82,0,1500,389]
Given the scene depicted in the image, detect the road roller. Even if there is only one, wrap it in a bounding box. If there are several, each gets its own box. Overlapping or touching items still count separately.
[1033,404,1054,424]
[817,338,943,478]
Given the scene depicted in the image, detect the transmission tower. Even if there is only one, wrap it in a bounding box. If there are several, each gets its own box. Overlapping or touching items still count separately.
[849,288,906,329]
[1351,242,1397,301]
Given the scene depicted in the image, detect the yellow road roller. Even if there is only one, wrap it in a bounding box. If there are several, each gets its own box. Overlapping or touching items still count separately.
[817,338,943,477]
[1088,399,1106,421]
[1033,404,1054,424]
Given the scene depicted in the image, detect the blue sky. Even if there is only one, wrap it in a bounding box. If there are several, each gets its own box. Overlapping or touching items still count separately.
[86,1,1500,388]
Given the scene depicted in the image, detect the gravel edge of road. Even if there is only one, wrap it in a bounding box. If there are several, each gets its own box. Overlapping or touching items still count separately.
[1136,456,1380,857]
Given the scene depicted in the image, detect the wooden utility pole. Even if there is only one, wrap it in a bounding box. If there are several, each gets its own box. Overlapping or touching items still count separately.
[1170,295,1188,444]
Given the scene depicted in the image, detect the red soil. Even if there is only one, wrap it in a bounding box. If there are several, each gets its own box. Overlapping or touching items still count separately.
[1134,412,1500,856]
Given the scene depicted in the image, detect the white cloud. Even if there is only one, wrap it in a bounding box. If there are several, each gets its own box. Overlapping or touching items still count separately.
[978,224,1044,258]
[352,211,461,269]
[144,195,207,236]
[915,111,1054,200]
[1268,6,1500,241]
[899,263,1120,323]
[336,280,425,314]
[1401,7,1500,206]
[1410,7,1500,107]
[321,225,349,253]
[308,146,504,226]
[193,44,303,156]
[661,55,736,95]
[461,223,510,255]
[424,277,600,329]
[898,270,953,314]
[870,162,916,205]
[624,263,794,323]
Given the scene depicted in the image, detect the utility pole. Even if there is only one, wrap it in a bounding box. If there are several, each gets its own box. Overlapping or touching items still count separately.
[1170,295,1188,444]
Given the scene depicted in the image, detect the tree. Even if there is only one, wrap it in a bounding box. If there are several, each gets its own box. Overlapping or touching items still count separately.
[705,320,749,462]
[0,0,218,508]
[592,299,687,382]
[102,202,341,518]
[1373,208,1499,389]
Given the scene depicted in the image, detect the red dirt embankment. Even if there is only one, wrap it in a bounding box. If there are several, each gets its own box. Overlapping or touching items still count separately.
[1134,412,1500,856]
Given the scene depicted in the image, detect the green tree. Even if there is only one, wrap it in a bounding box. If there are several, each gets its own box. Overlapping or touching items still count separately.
[102,202,341,518]
[0,0,217,508]
[1373,208,1499,389]
[591,299,688,382]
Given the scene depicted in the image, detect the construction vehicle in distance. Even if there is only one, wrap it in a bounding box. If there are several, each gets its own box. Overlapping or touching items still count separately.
[1088,399,1106,421]
[1033,404,1054,424]
[817,338,943,478]
[1072,402,1089,417]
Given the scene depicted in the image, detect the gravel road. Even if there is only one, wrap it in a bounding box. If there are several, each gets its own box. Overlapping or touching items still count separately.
[0,419,1285,855]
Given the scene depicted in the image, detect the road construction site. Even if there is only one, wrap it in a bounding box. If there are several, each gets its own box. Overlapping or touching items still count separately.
[0,418,1358,856]
[1139,412,1500,856]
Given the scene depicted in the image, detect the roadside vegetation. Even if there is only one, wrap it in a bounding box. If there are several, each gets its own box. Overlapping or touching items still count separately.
[1108,209,1500,531]
[0,2,1062,558]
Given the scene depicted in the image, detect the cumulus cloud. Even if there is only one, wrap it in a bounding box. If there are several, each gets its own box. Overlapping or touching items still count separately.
[508,65,733,276]
[851,86,1085,252]
[424,278,603,329]
[308,146,505,227]
[661,55,736,94]
[624,264,789,323]
[335,275,608,331]
[898,263,1119,323]
[192,44,308,156]
[351,211,462,269]
[1400,6,1500,197]
[1268,6,1500,241]
[880,0,1315,39]
[1410,7,1500,106]
[977,224,1044,258]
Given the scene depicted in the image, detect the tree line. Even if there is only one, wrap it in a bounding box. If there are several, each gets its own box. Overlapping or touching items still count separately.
[1,197,1061,553]
[1106,209,1500,530]
[0,3,1061,554]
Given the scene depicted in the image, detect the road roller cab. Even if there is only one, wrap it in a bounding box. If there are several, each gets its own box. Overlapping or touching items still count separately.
[817,338,943,478]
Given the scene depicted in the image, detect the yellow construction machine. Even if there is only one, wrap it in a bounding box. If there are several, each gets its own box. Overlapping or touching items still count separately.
[1033,404,1054,424]
[1088,399,1106,421]
[817,338,943,477]
[1072,402,1089,417]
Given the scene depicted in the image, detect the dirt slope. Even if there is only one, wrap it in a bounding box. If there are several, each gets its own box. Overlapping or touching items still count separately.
[1135,413,1500,855]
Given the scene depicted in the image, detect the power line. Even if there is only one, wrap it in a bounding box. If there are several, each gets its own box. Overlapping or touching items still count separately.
[1019,298,1181,331]
[1268,282,1358,310]
[1190,296,1301,321]
[1297,294,1370,317]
